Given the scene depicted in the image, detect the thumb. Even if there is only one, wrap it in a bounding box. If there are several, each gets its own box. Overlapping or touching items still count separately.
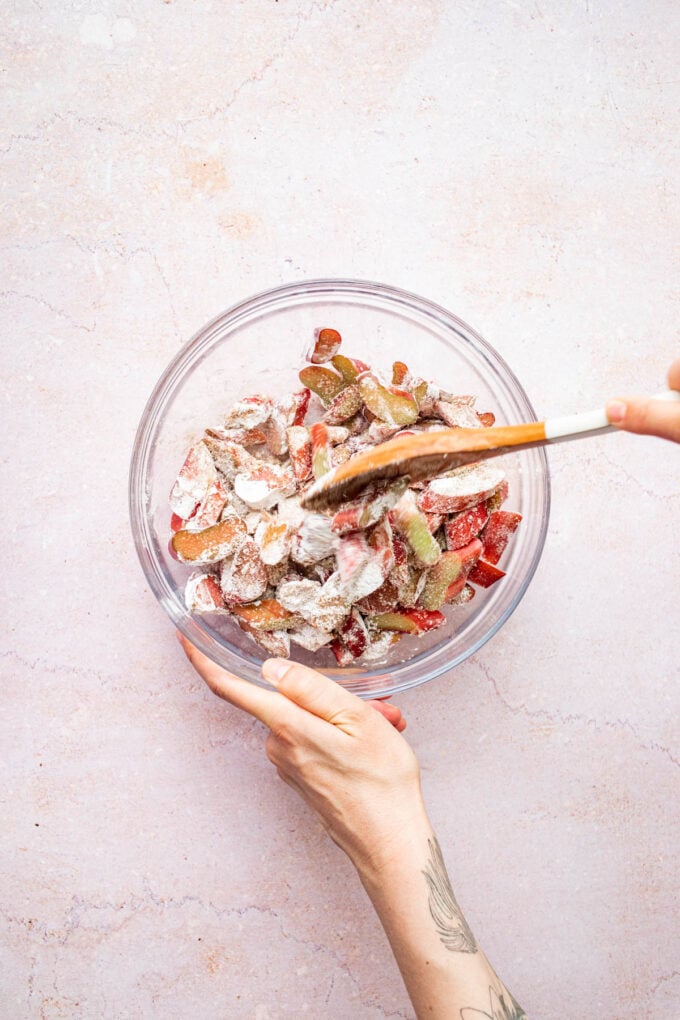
[262,659,369,729]
[606,394,680,443]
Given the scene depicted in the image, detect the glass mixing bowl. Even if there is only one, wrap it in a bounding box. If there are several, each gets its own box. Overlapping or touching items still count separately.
[129,279,550,698]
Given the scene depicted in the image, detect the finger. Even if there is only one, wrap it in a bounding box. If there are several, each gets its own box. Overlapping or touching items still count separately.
[262,658,368,728]
[178,633,283,728]
[668,358,680,393]
[606,394,680,442]
[367,700,408,731]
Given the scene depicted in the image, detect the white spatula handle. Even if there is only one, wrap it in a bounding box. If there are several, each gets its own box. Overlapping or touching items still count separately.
[544,390,680,442]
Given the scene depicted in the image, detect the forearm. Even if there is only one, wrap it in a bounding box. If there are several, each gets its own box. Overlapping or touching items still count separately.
[354,809,526,1020]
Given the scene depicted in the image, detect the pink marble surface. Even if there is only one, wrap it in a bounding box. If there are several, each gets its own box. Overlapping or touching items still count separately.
[2,2,679,1017]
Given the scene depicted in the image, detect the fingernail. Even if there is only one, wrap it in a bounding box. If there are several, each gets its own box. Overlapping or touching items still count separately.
[262,658,289,686]
[607,400,626,425]
[175,630,185,645]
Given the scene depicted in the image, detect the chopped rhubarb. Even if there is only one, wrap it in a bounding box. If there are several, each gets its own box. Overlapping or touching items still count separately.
[425,512,446,535]
[391,490,441,567]
[370,608,446,635]
[224,395,272,431]
[220,538,267,604]
[238,620,291,658]
[308,327,342,364]
[254,518,291,565]
[171,325,519,664]
[171,513,186,533]
[232,599,298,631]
[419,551,468,610]
[291,513,337,565]
[467,559,506,588]
[298,365,346,405]
[329,478,408,535]
[331,354,370,383]
[446,580,475,605]
[184,573,226,613]
[188,478,229,530]
[310,422,332,479]
[337,608,369,659]
[355,577,401,615]
[487,479,509,512]
[370,611,420,634]
[391,361,410,386]
[331,638,356,666]
[233,461,296,509]
[481,510,522,565]
[418,463,506,514]
[323,384,363,424]
[172,516,247,563]
[434,399,481,429]
[169,441,219,520]
[286,426,313,483]
[358,372,419,426]
[445,503,489,550]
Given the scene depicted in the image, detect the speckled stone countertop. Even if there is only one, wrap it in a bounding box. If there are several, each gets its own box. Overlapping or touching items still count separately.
[2,3,679,1017]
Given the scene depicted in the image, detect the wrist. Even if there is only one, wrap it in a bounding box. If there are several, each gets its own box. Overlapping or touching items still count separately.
[349,796,432,887]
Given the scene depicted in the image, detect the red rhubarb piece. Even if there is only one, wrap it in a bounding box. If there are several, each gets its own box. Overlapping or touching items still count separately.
[338,608,369,659]
[445,503,490,550]
[481,510,522,565]
[418,463,506,514]
[403,608,446,633]
[330,638,356,666]
[224,395,272,430]
[391,361,410,386]
[184,573,226,613]
[286,426,313,483]
[220,537,267,604]
[171,513,186,533]
[169,441,219,519]
[310,422,332,478]
[467,559,506,588]
[308,327,342,364]
[189,478,229,530]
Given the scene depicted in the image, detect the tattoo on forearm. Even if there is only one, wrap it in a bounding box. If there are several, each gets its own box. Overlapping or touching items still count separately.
[460,984,528,1019]
[421,837,477,953]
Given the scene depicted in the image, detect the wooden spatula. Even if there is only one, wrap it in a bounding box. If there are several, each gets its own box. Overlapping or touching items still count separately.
[302,390,680,510]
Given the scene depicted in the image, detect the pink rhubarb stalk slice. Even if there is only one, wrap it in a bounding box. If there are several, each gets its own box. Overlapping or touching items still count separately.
[418,463,506,514]
[308,328,342,364]
[445,503,490,550]
[481,510,522,565]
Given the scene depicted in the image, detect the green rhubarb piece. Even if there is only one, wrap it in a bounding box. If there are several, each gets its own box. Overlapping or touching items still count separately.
[370,612,420,634]
[299,365,346,406]
[359,374,419,426]
[419,552,464,610]
[331,354,366,383]
[412,379,429,405]
[391,491,442,567]
[323,384,363,424]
